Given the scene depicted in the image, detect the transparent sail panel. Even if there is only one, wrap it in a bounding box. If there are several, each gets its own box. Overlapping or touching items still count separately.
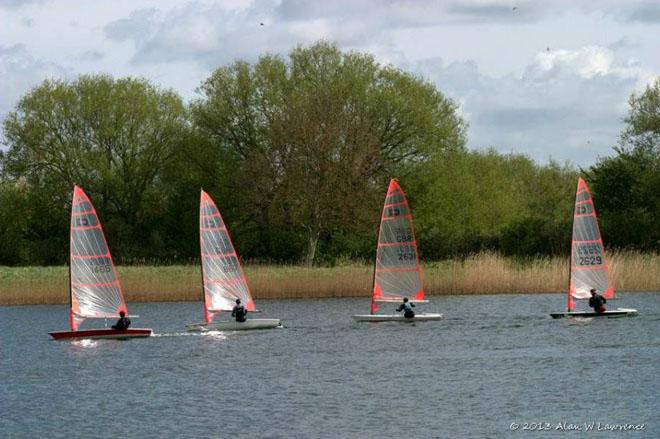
[376,245,418,268]
[69,186,127,329]
[573,216,599,241]
[201,230,233,255]
[71,284,124,318]
[375,270,422,299]
[71,256,116,285]
[569,178,613,303]
[379,217,413,244]
[200,190,254,322]
[71,229,108,256]
[372,180,425,304]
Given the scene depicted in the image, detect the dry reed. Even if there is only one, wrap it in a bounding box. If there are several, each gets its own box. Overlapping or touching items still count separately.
[1,251,657,305]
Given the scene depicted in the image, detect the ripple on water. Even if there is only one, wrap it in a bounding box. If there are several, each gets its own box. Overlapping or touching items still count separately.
[1,293,659,438]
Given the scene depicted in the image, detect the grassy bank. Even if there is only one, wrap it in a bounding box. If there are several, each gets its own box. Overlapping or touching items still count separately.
[1,251,658,306]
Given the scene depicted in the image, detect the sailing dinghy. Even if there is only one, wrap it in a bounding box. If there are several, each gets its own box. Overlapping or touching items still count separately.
[353,179,442,322]
[187,190,281,331]
[49,186,152,340]
[550,178,637,318]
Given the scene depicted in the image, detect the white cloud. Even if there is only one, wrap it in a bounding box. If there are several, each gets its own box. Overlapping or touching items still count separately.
[527,46,614,80]
[103,2,293,67]
[0,0,658,165]
[0,44,70,119]
[73,50,105,62]
[104,8,159,43]
[0,0,46,9]
[411,45,656,166]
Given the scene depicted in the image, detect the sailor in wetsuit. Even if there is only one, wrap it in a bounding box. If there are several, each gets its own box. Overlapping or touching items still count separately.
[232,299,248,322]
[396,297,415,319]
[112,310,131,330]
[588,288,607,313]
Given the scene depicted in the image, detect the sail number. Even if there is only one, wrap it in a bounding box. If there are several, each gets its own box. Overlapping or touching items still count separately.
[575,204,591,214]
[74,217,90,226]
[387,207,402,216]
[397,245,416,261]
[575,244,601,255]
[577,256,602,266]
[203,218,221,228]
[395,227,412,242]
[92,264,111,273]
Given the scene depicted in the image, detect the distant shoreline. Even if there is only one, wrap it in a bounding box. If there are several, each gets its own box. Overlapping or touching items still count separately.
[1,252,658,306]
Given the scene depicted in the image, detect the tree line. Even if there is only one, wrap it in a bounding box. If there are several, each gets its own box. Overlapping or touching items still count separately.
[0,42,658,266]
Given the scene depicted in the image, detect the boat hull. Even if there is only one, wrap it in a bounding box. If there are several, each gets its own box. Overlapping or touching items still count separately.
[187,318,282,332]
[49,328,153,340]
[550,308,638,319]
[352,313,443,322]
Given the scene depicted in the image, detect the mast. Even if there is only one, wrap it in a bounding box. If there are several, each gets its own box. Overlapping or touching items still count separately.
[567,178,579,312]
[370,180,390,315]
[199,189,210,323]
[68,188,74,330]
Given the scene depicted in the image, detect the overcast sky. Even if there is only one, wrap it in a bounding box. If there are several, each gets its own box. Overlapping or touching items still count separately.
[1,0,658,167]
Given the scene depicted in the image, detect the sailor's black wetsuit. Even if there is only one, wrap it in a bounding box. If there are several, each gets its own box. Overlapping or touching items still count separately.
[112,316,131,330]
[396,301,415,318]
[232,304,247,322]
[588,294,607,313]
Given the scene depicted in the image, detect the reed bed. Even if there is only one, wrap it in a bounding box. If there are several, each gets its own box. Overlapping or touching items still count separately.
[423,252,568,295]
[1,251,657,305]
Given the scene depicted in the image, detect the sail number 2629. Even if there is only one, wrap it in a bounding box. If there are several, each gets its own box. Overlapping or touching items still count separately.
[577,256,602,266]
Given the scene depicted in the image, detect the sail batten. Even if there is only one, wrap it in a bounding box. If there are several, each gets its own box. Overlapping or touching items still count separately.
[200,252,238,258]
[199,190,256,323]
[71,254,112,259]
[378,241,418,248]
[69,186,127,330]
[375,267,421,273]
[370,179,425,314]
[72,281,120,287]
[381,214,414,221]
[568,177,613,311]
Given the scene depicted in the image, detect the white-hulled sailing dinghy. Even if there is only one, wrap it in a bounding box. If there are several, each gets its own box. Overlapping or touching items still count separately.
[550,178,638,319]
[49,186,152,340]
[187,190,281,331]
[353,179,442,323]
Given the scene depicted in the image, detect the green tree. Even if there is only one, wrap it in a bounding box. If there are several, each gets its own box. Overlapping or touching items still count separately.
[0,180,30,264]
[2,75,189,260]
[193,41,466,265]
[410,149,576,258]
[620,78,660,153]
[500,161,576,257]
[587,78,659,250]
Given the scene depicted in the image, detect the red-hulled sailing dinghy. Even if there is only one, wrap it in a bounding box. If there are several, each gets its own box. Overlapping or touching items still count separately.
[550,178,637,318]
[353,179,442,322]
[49,186,152,340]
[187,190,281,331]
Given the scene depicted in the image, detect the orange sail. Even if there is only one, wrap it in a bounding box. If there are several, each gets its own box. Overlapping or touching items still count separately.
[568,177,613,311]
[199,190,255,323]
[370,179,425,314]
[69,186,127,330]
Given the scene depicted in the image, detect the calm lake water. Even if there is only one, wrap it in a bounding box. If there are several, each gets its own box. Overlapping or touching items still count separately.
[1,293,659,438]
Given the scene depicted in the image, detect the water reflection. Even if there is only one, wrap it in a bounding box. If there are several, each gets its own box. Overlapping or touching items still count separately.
[71,338,98,348]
